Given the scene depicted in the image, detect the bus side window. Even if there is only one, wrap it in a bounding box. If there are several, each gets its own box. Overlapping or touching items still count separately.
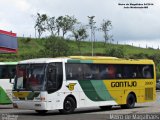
[108,65,116,78]
[142,65,153,78]
[123,65,137,79]
[99,65,116,79]
[2,68,9,79]
[0,67,4,78]
[99,65,108,79]
[116,65,123,78]
[66,64,77,79]
[83,64,99,80]
[67,70,73,79]
[91,64,99,79]
[66,64,82,80]
[83,64,92,79]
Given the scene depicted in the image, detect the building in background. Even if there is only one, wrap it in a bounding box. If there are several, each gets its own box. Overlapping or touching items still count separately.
[0,30,18,53]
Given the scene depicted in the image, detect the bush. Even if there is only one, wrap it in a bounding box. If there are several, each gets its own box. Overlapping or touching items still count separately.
[105,46,125,58]
[149,53,160,65]
[129,53,149,59]
[156,72,160,79]
[39,36,72,57]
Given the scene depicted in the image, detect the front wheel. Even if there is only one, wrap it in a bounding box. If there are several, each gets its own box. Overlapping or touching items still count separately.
[121,93,135,109]
[59,97,76,114]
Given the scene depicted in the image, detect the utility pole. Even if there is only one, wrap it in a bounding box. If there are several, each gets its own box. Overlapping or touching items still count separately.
[88,16,95,56]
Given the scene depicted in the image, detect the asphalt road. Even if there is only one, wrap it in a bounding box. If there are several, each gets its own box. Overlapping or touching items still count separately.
[0,91,160,120]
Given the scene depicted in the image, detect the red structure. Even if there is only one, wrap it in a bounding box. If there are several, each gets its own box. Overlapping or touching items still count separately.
[0,30,18,53]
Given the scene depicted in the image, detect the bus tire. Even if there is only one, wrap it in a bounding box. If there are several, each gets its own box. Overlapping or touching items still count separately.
[59,97,76,114]
[35,110,48,114]
[121,93,135,109]
[99,106,112,110]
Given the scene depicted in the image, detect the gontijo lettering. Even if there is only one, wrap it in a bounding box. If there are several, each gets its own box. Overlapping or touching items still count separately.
[111,81,137,87]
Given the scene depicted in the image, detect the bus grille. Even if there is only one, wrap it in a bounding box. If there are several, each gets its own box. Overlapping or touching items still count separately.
[145,88,153,100]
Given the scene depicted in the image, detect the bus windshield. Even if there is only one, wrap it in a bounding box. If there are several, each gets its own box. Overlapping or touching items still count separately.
[14,64,46,91]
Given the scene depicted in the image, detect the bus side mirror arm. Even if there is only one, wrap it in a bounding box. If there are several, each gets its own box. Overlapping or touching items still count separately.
[9,72,14,84]
[9,78,12,84]
[9,77,14,84]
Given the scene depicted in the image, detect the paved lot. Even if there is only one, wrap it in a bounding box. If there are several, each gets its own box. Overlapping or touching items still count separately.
[0,91,160,120]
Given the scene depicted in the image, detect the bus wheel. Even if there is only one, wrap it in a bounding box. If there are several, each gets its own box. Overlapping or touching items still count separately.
[121,93,135,109]
[35,110,48,114]
[59,97,76,114]
[99,106,112,110]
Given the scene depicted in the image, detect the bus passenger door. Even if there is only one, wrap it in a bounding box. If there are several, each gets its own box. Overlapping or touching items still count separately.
[46,64,58,109]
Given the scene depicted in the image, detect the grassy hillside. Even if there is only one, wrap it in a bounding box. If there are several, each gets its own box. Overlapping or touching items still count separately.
[0,37,160,61]
[1,36,160,78]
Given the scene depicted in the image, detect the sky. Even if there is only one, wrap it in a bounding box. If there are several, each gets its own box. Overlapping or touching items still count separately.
[0,0,160,48]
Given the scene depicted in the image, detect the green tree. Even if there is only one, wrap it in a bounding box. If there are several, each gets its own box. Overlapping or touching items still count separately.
[100,20,113,44]
[47,17,56,36]
[72,25,88,54]
[34,13,48,38]
[55,15,77,37]
[55,16,63,36]
[61,15,77,37]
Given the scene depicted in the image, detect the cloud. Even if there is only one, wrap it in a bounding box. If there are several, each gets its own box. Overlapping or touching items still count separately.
[0,0,30,12]
[0,0,159,47]
[13,0,31,12]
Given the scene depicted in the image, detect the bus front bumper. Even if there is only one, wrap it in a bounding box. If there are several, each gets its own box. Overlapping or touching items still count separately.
[13,101,48,110]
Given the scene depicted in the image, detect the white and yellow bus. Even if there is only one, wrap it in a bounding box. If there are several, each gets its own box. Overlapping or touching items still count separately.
[0,62,17,104]
[12,56,156,114]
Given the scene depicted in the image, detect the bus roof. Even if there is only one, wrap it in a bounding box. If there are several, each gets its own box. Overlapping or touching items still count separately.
[0,62,18,65]
[69,56,119,60]
[18,58,69,64]
[17,56,154,65]
[68,56,154,64]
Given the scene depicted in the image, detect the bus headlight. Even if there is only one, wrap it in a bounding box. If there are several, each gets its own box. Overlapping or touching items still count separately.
[13,103,18,108]
[40,97,45,101]
[34,97,45,101]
